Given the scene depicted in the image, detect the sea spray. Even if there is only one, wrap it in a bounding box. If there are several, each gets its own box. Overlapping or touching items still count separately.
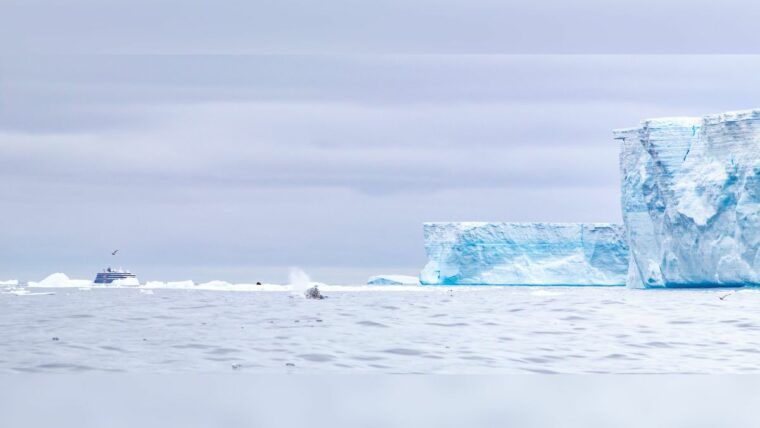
[288,267,312,296]
[288,267,325,299]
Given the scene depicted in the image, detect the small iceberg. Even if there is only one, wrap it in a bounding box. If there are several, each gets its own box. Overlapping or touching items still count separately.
[28,273,93,288]
[367,275,420,285]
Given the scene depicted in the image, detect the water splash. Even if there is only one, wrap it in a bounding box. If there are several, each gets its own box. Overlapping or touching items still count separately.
[288,267,312,296]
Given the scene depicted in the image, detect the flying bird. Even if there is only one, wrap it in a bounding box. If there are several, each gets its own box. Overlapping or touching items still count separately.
[111,249,119,256]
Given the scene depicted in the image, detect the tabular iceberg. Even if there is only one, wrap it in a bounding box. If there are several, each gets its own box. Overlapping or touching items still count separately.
[615,109,760,288]
[420,222,629,285]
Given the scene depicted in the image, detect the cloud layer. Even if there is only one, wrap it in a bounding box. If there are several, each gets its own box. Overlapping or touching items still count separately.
[3,1,760,54]
[1,55,759,282]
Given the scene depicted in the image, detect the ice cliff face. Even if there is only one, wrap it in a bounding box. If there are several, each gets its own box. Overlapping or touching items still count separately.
[420,222,629,285]
[615,109,760,288]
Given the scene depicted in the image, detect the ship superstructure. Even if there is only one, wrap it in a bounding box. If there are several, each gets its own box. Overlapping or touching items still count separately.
[94,267,136,284]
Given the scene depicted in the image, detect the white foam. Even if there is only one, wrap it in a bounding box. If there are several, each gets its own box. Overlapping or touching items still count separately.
[0,280,19,286]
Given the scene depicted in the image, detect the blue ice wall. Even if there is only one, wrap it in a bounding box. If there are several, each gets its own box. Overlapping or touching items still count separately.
[420,222,629,285]
[615,109,760,288]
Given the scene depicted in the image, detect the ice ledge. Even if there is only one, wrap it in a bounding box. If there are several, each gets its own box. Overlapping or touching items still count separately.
[614,107,760,137]
[420,222,629,286]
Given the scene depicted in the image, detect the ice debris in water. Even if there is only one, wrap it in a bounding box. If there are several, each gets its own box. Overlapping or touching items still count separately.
[615,108,760,288]
[420,222,629,286]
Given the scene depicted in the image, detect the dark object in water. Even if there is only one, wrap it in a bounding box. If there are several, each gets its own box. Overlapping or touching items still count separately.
[256,281,262,285]
[304,285,325,300]
[52,337,59,341]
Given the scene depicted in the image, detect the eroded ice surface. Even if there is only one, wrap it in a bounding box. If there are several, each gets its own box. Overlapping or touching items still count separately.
[420,222,629,285]
[615,109,760,288]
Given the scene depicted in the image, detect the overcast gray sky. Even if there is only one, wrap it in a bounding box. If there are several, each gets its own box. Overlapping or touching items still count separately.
[4,0,760,54]
[1,2,759,283]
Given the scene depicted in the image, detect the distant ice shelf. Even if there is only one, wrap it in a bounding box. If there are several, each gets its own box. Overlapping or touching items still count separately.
[367,275,420,285]
[16,273,427,292]
[615,108,760,288]
[420,222,629,286]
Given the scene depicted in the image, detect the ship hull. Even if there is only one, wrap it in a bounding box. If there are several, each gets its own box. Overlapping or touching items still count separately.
[94,272,137,284]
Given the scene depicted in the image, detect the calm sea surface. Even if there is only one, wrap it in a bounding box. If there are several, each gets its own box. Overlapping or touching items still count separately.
[2,285,759,373]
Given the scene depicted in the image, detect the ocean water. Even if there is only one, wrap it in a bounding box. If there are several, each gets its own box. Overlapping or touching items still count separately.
[2,284,759,374]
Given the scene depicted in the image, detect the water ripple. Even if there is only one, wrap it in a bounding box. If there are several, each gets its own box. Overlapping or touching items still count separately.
[3,287,760,374]
[382,348,424,356]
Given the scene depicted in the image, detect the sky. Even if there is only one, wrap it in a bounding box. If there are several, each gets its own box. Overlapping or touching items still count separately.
[2,1,760,283]
[4,0,760,54]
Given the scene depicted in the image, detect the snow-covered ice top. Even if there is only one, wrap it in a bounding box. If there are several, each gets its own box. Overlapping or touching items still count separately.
[28,273,93,288]
[615,108,760,288]
[420,222,629,286]
[20,272,426,292]
[367,275,420,285]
